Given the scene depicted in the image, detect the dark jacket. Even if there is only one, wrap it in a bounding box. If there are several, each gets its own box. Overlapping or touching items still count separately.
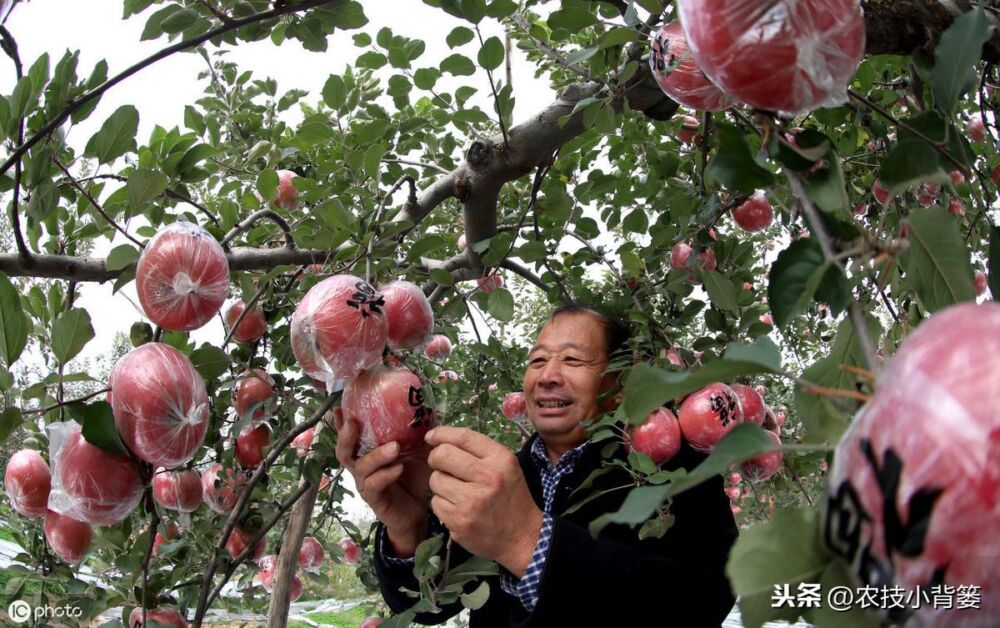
[373,432,738,626]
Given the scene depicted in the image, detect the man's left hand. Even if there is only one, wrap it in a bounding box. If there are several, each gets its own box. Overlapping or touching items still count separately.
[425,426,543,578]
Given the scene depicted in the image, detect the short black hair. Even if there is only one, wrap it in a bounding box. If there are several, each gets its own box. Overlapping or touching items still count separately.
[548,304,630,363]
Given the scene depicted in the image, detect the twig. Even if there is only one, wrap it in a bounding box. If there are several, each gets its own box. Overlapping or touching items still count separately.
[23,387,110,416]
[221,209,296,249]
[784,462,814,507]
[382,158,450,175]
[197,0,234,25]
[0,25,31,264]
[222,277,269,348]
[476,26,509,146]
[499,259,551,293]
[72,173,221,228]
[140,489,160,628]
[366,175,415,282]
[800,383,871,403]
[52,159,145,248]
[838,364,875,383]
[512,15,600,84]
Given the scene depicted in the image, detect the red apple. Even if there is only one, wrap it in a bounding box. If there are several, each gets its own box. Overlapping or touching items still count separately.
[225,300,267,343]
[648,21,732,111]
[44,509,93,563]
[741,281,752,291]
[360,618,383,628]
[872,180,891,205]
[225,526,265,561]
[129,606,188,628]
[678,383,743,452]
[292,427,315,457]
[299,536,325,572]
[458,234,467,249]
[991,164,1000,185]
[677,115,701,145]
[379,280,434,351]
[670,241,716,282]
[438,370,459,383]
[975,270,988,297]
[627,407,682,464]
[135,221,229,331]
[342,367,435,456]
[477,271,503,293]
[725,486,741,500]
[152,468,203,513]
[52,422,143,525]
[732,192,774,232]
[759,313,774,326]
[664,347,684,367]
[949,170,965,186]
[678,0,865,115]
[259,554,277,590]
[236,423,271,469]
[233,369,275,425]
[153,521,180,556]
[968,114,986,143]
[501,392,528,422]
[424,335,453,360]
[202,463,245,515]
[741,429,783,482]
[4,449,51,518]
[339,537,361,564]
[275,169,299,210]
[853,203,868,216]
[111,342,210,468]
[729,472,741,485]
[948,197,965,216]
[730,384,766,426]
[290,274,388,389]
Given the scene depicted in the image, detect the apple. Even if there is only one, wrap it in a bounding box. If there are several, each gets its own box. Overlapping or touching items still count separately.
[44,509,93,563]
[968,114,986,143]
[236,423,271,468]
[825,302,1000,624]
[729,472,741,485]
[762,406,778,433]
[275,169,299,210]
[626,407,682,464]
[4,449,51,518]
[53,422,143,525]
[299,536,325,572]
[648,21,731,111]
[360,618,383,628]
[678,0,865,115]
[153,521,180,556]
[725,486,741,500]
[339,537,361,564]
[437,370,459,383]
[458,234,467,249]
[152,468,202,513]
[759,313,774,326]
[975,270,988,297]
[664,347,684,367]
[853,203,868,216]
[424,334,453,360]
[224,300,267,343]
[677,115,701,146]
[202,463,245,515]
[342,367,435,456]
[290,274,388,389]
[128,606,188,628]
[677,383,743,452]
[732,192,774,232]
[730,505,742,515]
[258,558,303,600]
[948,197,965,216]
[991,164,1000,185]
[501,392,528,422]
[379,280,435,351]
[730,384,765,426]
[872,180,891,205]
[949,170,965,186]
[670,241,716,282]
[741,281,752,291]
[225,526,266,561]
[233,369,275,425]
[111,342,210,468]
[478,271,503,293]
[292,427,315,457]
[741,429,783,482]
[135,221,229,331]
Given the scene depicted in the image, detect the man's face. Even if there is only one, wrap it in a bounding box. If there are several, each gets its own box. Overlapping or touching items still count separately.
[522,312,617,444]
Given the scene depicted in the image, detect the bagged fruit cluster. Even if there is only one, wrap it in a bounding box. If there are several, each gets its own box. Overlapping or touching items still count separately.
[825,303,1000,626]
[342,366,436,456]
[648,21,731,112]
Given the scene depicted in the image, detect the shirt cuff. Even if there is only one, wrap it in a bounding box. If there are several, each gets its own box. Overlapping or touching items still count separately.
[377,523,416,566]
[499,512,554,612]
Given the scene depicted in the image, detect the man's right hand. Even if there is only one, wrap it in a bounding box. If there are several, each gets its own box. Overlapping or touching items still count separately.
[333,412,433,558]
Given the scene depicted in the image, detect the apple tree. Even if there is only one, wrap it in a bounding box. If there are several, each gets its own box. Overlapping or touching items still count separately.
[1,1,999,627]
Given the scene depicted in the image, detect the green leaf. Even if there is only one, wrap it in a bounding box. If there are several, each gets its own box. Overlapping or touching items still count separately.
[127,169,168,210]
[477,36,504,71]
[705,125,775,193]
[106,244,140,272]
[413,68,440,90]
[190,344,229,381]
[408,234,449,261]
[665,424,784,499]
[52,308,95,364]
[429,268,454,286]
[257,170,278,203]
[989,226,1000,298]
[0,407,22,445]
[548,8,597,34]
[323,0,368,29]
[809,560,883,628]
[440,53,476,76]
[623,337,781,423]
[322,74,347,110]
[84,105,139,164]
[904,206,975,312]
[588,484,671,537]
[925,7,992,113]
[727,508,830,628]
[597,27,637,49]
[460,580,491,610]
[768,239,850,328]
[78,401,128,456]
[446,26,474,48]
[316,199,354,232]
[702,271,739,312]
[0,273,29,367]
[486,288,514,322]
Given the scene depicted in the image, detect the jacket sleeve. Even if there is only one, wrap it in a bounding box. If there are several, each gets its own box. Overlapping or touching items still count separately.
[522,473,738,627]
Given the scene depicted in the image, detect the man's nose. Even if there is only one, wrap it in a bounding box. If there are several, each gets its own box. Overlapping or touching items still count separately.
[537,359,564,385]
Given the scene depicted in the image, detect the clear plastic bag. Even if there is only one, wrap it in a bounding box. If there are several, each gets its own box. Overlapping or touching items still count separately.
[649,21,731,112]
[201,462,245,515]
[111,342,210,468]
[4,449,51,518]
[678,0,865,115]
[47,421,143,525]
[501,392,528,422]
[233,368,275,426]
[136,221,230,331]
[379,280,434,352]
[291,274,388,392]
[342,366,435,456]
[152,467,203,513]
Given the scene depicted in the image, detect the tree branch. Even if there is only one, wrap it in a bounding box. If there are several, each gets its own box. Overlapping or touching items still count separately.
[222,209,295,249]
[499,259,551,293]
[68,173,221,227]
[52,159,145,248]
[0,25,31,265]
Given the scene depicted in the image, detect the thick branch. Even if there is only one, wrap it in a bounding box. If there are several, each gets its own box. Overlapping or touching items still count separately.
[265,478,322,627]
[222,209,295,249]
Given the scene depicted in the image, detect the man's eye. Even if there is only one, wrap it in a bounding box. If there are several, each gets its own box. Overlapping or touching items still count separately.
[529,357,547,367]
[563,356,584,365]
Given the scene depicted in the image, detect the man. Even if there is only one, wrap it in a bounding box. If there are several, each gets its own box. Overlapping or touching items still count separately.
[335,305,738,626]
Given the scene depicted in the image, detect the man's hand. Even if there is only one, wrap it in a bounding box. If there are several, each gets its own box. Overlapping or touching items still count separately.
[334,412,432,558]
[425,426,543,578]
